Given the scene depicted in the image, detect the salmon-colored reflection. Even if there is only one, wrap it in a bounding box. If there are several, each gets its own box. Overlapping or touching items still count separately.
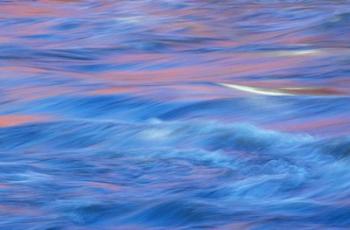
[268,116,350,137]
[0,3,73,18]
[283,87,344,96]
[217,222,252,230]
[85,181,122,192]
[0,114,52,127]
[0,204,44,216]
[75,53,310,87]
[0,183,10,189]
[92,86,138,95]
[7,86,78,102]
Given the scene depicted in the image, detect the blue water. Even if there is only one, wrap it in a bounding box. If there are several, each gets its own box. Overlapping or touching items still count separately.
[1,1,350,229]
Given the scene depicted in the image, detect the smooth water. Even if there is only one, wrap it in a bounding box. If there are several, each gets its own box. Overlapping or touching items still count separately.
[1,1,350,229]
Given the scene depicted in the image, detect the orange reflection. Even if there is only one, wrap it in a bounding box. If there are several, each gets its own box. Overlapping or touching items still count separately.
[0,114,52,127]
[92,86,137,95]
[268,116,350,137]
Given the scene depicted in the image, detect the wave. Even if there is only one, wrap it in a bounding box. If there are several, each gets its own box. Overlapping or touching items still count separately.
[1,120,350,228]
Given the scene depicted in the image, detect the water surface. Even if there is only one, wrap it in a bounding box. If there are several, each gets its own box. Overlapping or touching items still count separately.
[1,1,350,229]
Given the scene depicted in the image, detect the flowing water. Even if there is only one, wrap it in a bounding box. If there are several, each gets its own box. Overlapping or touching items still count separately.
[1,1,350,229]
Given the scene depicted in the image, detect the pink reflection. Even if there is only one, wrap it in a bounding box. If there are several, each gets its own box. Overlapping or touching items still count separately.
[0,114,52,127]
[84,181,122,192]
[0,204,44,217]
[217,222,252,230]
[0,2,73,18]
[91,86,138,96]
[267,116,350,137]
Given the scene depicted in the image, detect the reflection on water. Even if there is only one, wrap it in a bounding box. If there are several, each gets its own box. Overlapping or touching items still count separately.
[0,114,51,127]
[1,0,350,229]
[218,82,345,96]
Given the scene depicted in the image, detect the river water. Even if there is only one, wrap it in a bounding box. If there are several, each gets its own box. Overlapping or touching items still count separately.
[1,1,350,229]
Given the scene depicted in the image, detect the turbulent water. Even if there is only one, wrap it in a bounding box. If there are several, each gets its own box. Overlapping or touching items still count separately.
[1,1,350,229]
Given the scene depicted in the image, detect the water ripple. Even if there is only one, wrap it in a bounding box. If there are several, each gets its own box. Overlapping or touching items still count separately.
[1,0,350,229]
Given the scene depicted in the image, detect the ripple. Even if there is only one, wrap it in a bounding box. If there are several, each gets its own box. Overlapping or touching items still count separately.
[1,0,350,229]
